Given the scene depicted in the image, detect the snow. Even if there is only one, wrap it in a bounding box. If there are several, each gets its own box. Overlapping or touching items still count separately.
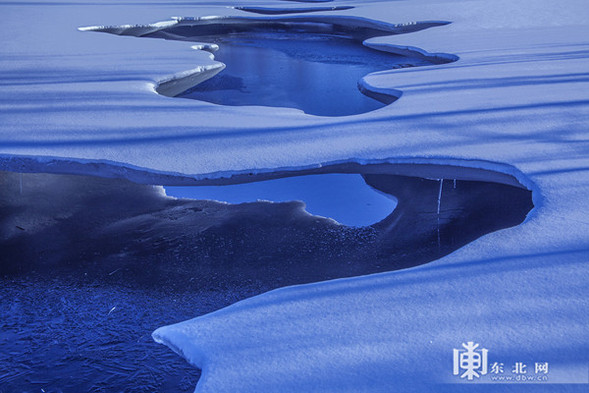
[1,0,588,391]
[232,6,354,15]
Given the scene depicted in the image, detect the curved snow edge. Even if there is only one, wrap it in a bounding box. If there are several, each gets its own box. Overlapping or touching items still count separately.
[357,41,458,104]
[79,16,454,99]
[0,153,540,208]
[152,328,209,376]
[3,153,541,233]
[156,62,225,97]
[363,41,459,65]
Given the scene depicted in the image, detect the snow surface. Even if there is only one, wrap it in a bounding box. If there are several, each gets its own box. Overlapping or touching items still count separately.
[1,0,588,392]
[232,6,354,15]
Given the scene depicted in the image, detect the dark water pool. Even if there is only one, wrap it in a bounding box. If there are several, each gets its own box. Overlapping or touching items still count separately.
[0,169,533,392]
[179,34,430,116]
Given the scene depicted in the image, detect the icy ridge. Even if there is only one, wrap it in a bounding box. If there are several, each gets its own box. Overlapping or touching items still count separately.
[0,152,533,190]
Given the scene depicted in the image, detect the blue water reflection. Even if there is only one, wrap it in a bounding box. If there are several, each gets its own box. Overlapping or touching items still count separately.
[165,174,398,226]
[180,34,430,116]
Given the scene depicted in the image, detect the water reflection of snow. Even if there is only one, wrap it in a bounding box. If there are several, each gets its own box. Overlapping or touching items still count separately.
[179,34,429,116]
[165,174,398,227]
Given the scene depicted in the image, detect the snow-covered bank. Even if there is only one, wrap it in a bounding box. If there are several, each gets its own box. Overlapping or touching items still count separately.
[0,0,588,391]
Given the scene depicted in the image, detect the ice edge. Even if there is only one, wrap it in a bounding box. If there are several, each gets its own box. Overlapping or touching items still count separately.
[0,153,541,218]
[79,15,456,102]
